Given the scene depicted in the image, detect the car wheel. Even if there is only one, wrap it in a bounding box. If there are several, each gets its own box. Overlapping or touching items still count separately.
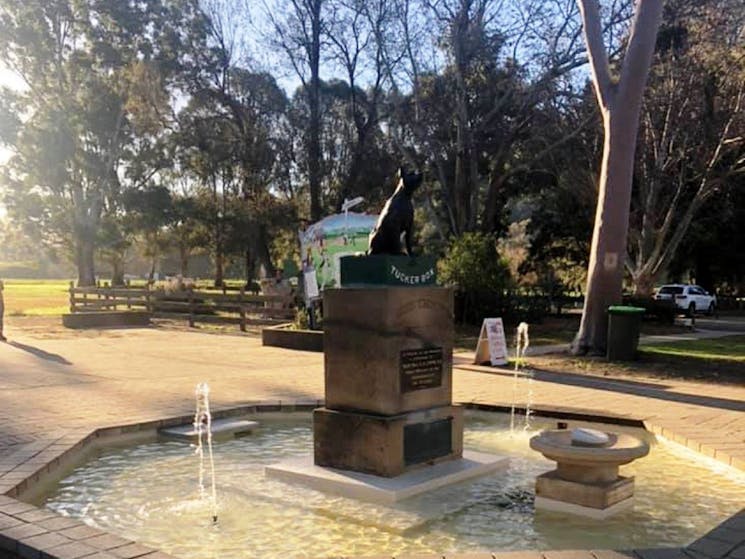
[688,302,696,317]
[708,302,715,316]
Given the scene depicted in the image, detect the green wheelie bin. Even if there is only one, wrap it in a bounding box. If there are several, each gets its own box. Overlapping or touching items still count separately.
[606,305,646,360]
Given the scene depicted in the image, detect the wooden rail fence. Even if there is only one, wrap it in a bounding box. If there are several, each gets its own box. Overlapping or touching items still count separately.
[68,282,294,331]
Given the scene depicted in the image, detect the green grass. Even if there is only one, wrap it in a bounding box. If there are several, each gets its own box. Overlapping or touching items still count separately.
[0,277,272,317]
[2,279,73,316]
[640,335,745,362]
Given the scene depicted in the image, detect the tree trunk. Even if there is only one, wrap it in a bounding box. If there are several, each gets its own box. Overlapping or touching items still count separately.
[308,0,323,222]
[148,257,157,283]
[482,171,508,233]
[255,225,275,279]
[179,243,190,277]
[111,260,125,286]
[574,114,639,353]
[244,246,255,287]
[572,0,663,354]
[632,270,656,296]
[76,234,96,287]
[214,250,224,288]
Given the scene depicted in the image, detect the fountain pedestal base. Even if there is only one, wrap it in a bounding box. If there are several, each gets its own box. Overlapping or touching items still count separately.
[265,450,508,505]
[535,470,635,518]
[313,405,463,477]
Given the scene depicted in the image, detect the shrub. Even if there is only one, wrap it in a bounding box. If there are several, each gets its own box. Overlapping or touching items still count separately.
[156,276,195,295]
[438,232,511,293]
[439,233,513,323]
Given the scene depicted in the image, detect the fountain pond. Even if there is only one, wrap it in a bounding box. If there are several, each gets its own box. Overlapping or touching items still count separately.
[39,411,745,559]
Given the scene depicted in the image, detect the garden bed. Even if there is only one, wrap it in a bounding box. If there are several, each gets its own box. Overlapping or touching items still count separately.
[261,323,323,352]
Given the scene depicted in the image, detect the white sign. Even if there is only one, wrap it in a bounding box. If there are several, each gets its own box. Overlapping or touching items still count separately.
[473,318,508,366]
[303,269,320,301]
[603,251,618,271]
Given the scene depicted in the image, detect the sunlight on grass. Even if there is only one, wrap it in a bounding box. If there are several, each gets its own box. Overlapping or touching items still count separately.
[3,279,72,317]
[640,336,745,362]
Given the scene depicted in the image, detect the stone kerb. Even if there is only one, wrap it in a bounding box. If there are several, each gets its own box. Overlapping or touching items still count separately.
[62,311,151,329]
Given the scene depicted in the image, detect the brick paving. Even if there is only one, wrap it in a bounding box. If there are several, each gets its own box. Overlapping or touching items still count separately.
[0,326,743,559]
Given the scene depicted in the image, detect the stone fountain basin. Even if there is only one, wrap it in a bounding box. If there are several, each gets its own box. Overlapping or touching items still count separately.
[530,429,649,483]
[530,429,650,468]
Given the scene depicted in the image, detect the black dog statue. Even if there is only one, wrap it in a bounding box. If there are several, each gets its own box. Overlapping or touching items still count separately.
[368,167,423,256]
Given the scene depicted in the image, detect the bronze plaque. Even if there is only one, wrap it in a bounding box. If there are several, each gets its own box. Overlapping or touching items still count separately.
[404,418,452,465]
[400,347,443,392]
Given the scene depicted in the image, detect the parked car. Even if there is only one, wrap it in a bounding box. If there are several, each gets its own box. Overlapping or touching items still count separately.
[654,284,716,316]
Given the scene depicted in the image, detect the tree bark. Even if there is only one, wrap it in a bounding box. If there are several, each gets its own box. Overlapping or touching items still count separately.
[574,113,640,352]
[76,234,96,287]
[256,224,276,279]
[214,250,224,288]
[572,0,663,354]
[631,270,656,296]
[308,0,323,222]
[244,246,255,286]
[179,243,190,277]
[111,260,125,286]
[148,257,157,283]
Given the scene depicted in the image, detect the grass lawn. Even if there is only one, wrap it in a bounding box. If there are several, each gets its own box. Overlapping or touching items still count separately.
[640,336,745,362]
[530,334,745,385]
[2,279,72,316]
[1,278,256,317]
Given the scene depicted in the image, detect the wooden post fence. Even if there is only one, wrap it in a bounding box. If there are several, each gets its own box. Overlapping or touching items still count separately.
[239,286,246,332]
[188,287,195,328]
[65,284,294,330]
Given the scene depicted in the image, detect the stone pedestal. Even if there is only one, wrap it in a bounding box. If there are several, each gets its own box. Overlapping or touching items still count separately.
[318,283,460,477]
[529,429,649,519]
[304,250,467,478]
[266,256,507,497]
[314,405,463,477]
[323,286,453,416]
[535,470,635,518]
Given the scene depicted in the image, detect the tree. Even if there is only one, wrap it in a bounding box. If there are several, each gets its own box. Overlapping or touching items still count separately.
[526,87,602,294]
[266,0,325,221]
[572,0,663,355]
[0,0,202,285]
[325,0,392,211]
[123,185,176,283]
[167,189,203,278]
[380,0,628,237]
[626,0,745,294]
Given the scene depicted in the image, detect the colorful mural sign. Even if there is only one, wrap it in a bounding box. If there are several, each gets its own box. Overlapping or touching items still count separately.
[299,212,378,290]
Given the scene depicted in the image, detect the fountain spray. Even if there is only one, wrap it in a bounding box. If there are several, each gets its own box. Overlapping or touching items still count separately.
[194,382,218,523]
[509,322,530,433]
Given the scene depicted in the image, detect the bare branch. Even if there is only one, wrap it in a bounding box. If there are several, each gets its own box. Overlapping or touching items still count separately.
[576,0,613,109]
[617,0,664,102]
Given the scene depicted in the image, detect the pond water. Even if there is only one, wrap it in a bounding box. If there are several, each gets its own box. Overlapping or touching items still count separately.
[43,412,745,559]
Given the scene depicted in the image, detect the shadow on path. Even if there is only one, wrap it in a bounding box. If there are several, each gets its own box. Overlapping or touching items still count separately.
[455,359,672,390]
[528,367,745,412]
[8,341,72,365]
[458,362,745,413]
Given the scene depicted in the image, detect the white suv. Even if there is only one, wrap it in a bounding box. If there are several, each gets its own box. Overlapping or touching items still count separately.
[654,284,716,316]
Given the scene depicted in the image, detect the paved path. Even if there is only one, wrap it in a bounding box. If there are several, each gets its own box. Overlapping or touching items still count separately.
[0,326,743,559]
